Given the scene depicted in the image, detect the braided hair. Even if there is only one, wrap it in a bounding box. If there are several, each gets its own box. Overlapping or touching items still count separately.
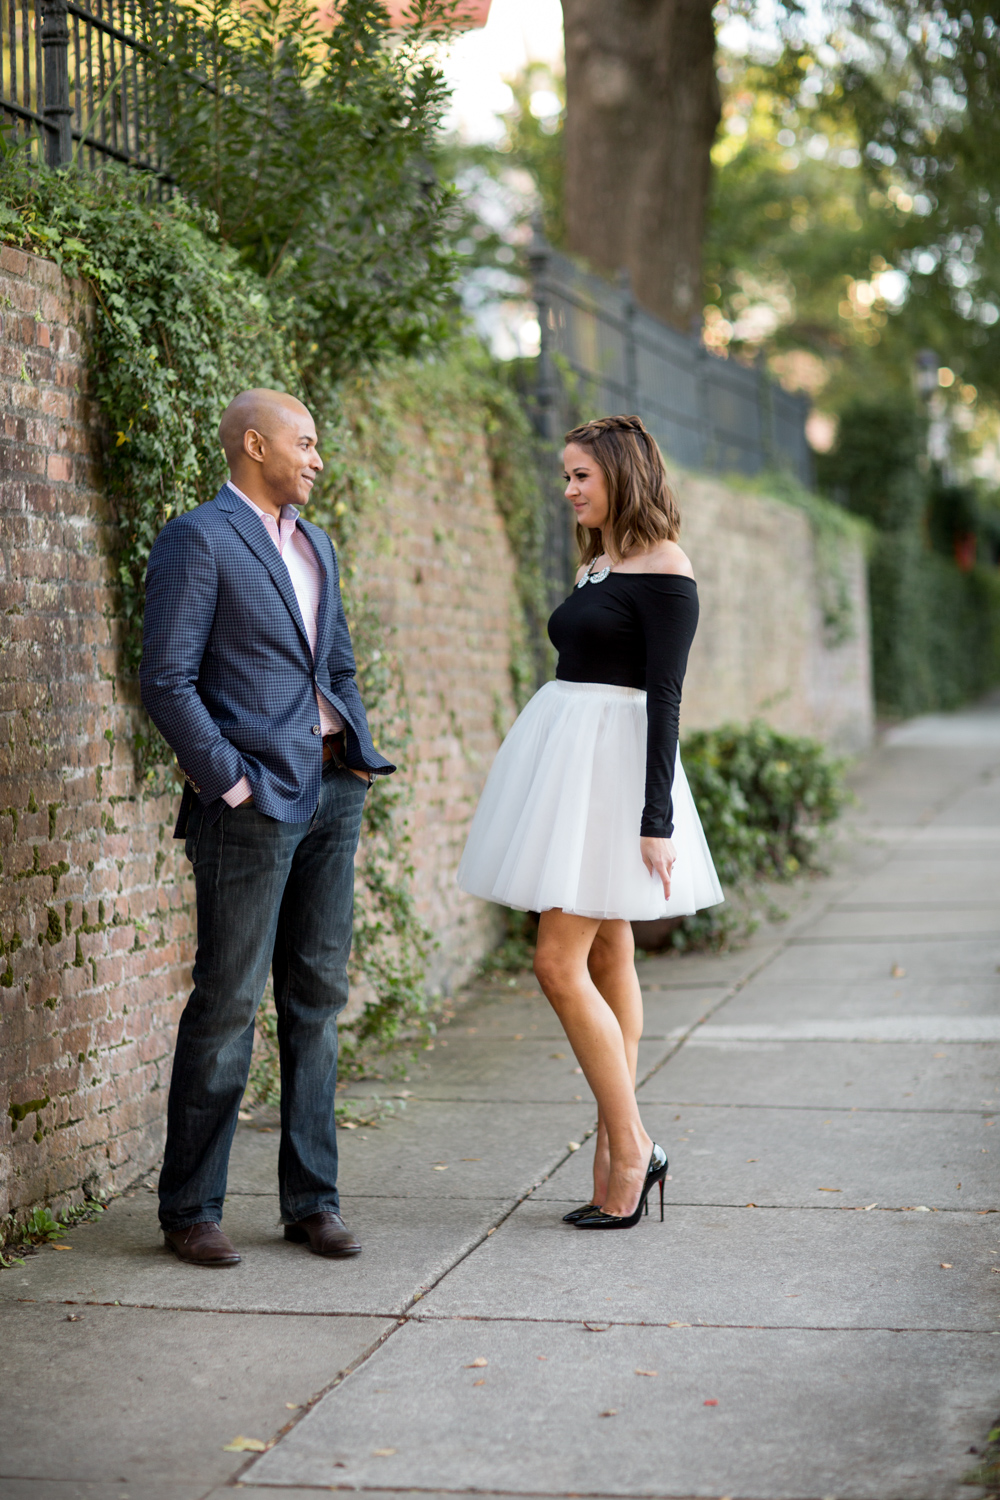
[564,414,680,567]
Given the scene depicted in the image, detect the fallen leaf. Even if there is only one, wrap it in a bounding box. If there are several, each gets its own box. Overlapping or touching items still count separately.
[746,1202,756,1208]
[567,1141,581,1152]
[285,1403,300,1410]
[704,1399,719,1407]
[432,1164,449,1171]
[513,1034,524,1041]
[340,1121,357,1130]
[746,1158,758,1163]
[66,1313,83,1321]
[635,1368,658,1377]
[817,1187,841,1193]
[913,1205,931,1211]
[472,1379,486,1386]
[583,1322,611,1332]
[237,1110,252,1122]
[537,1355,548,1360]
[940,1263,953,1269]
[486,1227,496,1236]
[666,1321,691,1328]
[863,1203,878,1211]
[223,1436,267,1453]
[51,1244,72,1250]
[785,1294,801,1298]
[891,965,906,978]
[599,1409,618,1417]
[466,1357,488,1367]
[460,1158,481,1162]
[372,1448,397,1457]
[550,1052,566,1059]
[990,1267,1000,1273]
[257,1126,274,1133]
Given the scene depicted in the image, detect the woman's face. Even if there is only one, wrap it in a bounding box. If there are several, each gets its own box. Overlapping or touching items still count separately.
[563,443,610,534]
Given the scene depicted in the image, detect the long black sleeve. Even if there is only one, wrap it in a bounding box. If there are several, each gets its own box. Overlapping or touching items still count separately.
[631,578,699,837]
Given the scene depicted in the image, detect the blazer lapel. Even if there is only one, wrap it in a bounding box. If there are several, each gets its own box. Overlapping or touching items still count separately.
[217,485,311,652]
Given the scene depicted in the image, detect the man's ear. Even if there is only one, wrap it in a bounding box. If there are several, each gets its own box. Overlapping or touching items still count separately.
[244,427,267,465]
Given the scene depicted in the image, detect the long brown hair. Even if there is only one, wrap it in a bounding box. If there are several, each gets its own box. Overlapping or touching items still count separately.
[565,414,680,566]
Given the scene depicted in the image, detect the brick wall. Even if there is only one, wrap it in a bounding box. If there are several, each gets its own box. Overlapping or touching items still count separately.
[348,417,520,998]
[0,247,872,1225]
[678,471,873,753]
[0,248,194,1225]
[0,251,519,1224]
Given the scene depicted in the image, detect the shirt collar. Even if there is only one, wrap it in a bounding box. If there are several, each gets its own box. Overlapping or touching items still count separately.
[227,479,299,523]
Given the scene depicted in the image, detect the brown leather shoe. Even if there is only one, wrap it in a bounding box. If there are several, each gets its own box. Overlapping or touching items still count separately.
[163,1221,241,1266]
[284,1211,361,1257]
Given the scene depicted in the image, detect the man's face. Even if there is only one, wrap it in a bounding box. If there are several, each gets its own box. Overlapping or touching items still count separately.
[254,407,323,507]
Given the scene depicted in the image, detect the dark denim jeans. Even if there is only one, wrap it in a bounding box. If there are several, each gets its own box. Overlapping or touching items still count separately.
[158,762,368,1231]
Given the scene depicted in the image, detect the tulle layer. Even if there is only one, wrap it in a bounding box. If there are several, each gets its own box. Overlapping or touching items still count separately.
[457,680,725,921]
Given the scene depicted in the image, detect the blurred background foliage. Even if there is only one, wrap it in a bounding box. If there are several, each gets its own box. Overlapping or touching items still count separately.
[147,0,466,386]
[443,0,1000,717]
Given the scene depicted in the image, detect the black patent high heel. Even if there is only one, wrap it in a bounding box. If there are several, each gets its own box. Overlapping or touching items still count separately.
[574,1144,668,1230]
[562,1202,599,1224]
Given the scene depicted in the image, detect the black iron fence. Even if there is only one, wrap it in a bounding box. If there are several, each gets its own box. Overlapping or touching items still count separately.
[530,234,813,482]
[1,0,167,175]
[527,231,814,596]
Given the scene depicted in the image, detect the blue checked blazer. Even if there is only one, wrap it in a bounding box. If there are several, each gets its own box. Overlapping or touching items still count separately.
[140,482,395,837]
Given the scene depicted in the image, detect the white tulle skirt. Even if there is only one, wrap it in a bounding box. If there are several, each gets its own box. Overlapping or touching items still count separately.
[457,680,725,922]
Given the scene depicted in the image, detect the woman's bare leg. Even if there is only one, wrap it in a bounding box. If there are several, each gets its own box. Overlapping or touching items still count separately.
[534,909,652,1218]
[586,920,644,1204]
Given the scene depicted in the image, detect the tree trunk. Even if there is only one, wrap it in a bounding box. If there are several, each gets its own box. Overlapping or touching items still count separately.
[561,0,720,334]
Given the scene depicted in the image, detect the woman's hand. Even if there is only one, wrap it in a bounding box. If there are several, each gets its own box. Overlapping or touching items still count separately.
[640,836,677,899]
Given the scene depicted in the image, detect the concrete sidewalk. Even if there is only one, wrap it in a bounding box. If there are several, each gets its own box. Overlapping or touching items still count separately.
[2,708,999,1500]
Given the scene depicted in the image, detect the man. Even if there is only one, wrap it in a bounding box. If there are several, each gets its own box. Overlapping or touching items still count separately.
[140,389,393,1267]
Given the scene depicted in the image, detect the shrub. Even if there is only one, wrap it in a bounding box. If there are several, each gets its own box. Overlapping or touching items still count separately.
[680,722,848,887]
[818,394,1000,716]
[869,530,1000,716]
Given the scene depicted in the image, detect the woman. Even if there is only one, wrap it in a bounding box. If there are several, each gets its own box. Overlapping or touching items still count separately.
[457,414,723,1230]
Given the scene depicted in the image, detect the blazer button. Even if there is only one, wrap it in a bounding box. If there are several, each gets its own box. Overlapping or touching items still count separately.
[311,725,322,735]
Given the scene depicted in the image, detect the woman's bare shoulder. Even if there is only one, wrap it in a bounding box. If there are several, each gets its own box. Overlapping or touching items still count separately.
[616,540,695,579]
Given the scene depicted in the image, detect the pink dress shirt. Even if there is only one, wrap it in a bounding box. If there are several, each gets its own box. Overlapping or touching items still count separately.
[222,484,344,808]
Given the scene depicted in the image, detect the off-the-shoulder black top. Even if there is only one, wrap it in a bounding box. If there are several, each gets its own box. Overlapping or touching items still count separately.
[547,573,699,839]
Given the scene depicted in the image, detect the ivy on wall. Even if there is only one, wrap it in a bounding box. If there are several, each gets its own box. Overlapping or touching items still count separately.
[818,397,1000,716]
[0,159,553,1068]
[0,165,415,1060]
[0,163,299,751]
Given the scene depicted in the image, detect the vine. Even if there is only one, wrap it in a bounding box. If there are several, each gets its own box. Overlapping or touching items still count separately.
[729,467,871,647]
[0,161,554,1069]
[0,162,434,1062]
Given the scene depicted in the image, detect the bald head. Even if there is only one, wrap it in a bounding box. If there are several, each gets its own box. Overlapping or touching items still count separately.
[218,389,312,465]
[219,388,322,516]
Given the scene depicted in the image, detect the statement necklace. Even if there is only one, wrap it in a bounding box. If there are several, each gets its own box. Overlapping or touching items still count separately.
[576,555,612,588]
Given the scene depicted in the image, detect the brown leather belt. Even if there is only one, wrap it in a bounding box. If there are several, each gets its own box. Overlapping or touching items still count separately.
[322,730,346,764]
